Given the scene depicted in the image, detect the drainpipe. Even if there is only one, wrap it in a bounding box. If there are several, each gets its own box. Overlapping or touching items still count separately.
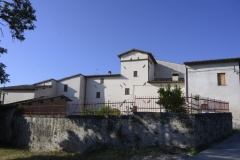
[148,57,149,82]
[185,66,189,102]
[2,92,5,105]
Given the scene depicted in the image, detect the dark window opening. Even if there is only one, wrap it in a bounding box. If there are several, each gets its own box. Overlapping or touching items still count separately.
[64,84,68,92]
[125,88,130,95]
[96,92,100,98]
[134,71,137,77]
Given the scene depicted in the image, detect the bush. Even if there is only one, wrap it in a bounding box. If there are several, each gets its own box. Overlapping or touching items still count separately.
[109,108,121,116]
[82,106,121,116]
[16,104,24,114]
[156,84,187,113]
[82,108,91,115]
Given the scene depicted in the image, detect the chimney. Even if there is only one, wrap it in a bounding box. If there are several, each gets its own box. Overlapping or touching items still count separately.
[108,71,112,75]
[172,73,179,81]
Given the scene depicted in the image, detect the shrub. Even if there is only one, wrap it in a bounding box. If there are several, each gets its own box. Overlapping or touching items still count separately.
[156,83,187,113]
[94,106,121,116]
[109,108,121,116]
[82,108,91,115]
[16,104,24,114]
[193,94,200,101]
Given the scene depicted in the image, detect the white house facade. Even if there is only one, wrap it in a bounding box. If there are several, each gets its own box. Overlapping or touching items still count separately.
[1,48,239,124]
[184,58,240,126]
[0,49,185,104]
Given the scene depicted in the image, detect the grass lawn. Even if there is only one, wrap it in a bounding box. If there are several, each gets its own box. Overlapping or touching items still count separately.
[0,143,189,160]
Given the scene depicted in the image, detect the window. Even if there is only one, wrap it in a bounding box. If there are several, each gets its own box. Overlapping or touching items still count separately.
[217,73,226,86]
[125,88,130,95]
[64,84,68,92]
[100,78,104,84]
[133,71,137,77]
[96,92,100,98]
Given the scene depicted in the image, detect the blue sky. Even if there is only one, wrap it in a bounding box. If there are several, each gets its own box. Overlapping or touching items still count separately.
[0,0,240,86]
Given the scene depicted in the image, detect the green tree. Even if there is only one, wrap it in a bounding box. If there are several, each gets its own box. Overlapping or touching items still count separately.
[156,83,187,113]
[0,0,36,84]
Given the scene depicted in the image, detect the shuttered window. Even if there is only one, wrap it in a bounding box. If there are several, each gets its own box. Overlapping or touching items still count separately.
[133,71,137,77]
[125,88,130,95]
[217,73,226,85]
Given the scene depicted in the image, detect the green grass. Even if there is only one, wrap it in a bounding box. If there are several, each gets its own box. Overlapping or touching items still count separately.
[1,130,236,160]
[0,144,188,160]
[187,145,211,156]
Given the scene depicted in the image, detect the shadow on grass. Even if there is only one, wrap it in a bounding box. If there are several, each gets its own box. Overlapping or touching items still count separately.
[0,143,192,160]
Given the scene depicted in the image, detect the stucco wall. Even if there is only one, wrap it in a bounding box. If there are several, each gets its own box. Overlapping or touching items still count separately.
[79,76,86,104]
[86,76,126,102]
[35,80,53,86]
[34,87,55,98]
[149,60,155,81]
[86,59,150,102]
[155,60,185,78]
[85,57,185,104]
[2,112,232,152]
[187,62,240,120]
[120,51,148,61]
[134,83,185,97]
[57,76,81,104]
[3,90,34,104]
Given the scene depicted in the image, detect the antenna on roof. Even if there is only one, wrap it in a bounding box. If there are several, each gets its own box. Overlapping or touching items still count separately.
[95,69,98,75]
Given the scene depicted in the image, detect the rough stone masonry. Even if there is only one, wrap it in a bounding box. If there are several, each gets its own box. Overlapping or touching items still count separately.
[0,111,232,152]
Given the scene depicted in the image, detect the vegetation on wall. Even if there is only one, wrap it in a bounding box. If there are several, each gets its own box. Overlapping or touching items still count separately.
[156,83,187,113]
[16,103,24,114]
[83,105,121,116]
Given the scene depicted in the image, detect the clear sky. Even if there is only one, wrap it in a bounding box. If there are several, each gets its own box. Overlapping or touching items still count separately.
[0,0,239,86]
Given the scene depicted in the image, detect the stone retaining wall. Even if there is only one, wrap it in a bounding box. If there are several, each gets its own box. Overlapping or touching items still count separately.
[0,112,230,152]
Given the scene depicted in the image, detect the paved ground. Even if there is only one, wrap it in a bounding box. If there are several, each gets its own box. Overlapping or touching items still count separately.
[189,131,240,160]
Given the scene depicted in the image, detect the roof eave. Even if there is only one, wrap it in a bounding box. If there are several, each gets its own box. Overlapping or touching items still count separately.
[58,74,82,82]
[147,81,185,83]
[85,74,121,78]
[33,79,56,85]
[184,57,240,65]
[118,48,157,64]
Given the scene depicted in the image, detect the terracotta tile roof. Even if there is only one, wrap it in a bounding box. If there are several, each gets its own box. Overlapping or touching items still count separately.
[184,57,240,65]
[2,95,72,106]
[118,48,157,64]
[33,79,56,85]
[58,74,82,81]
[0,85,35,90]
[1,85,54,90]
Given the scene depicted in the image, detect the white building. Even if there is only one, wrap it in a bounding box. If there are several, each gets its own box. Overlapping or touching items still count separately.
[184,57,240,126]
[0,49,185,104]
[0,48,239,123]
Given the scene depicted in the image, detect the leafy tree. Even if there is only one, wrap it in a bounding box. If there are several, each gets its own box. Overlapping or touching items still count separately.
[0,0,36,84]
[156,83,187,113]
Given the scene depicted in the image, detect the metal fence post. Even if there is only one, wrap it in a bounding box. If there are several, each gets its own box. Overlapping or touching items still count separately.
[190,93,192,114]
